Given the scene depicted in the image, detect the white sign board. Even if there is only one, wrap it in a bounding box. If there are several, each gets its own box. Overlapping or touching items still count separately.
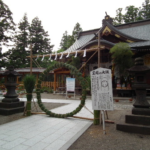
[66,78,75,92]
[90,68,113,110]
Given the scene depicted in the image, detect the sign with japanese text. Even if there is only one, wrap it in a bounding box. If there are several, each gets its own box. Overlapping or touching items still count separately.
[90,68,113,110]
[66,78,75,92]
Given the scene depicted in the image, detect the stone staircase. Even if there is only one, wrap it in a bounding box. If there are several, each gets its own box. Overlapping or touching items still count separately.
[116,108,150,135]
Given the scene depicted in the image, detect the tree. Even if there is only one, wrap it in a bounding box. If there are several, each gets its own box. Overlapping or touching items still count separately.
[110,42,133,78]
[123,6,140,23]
[5,14,30,68]
[141,0,150,19]
[113,8,124,25]
[30,17,54,55]
[59,23,82,52]
[59,31,74,51]
[72,22,82,40]
[0,0,15,68]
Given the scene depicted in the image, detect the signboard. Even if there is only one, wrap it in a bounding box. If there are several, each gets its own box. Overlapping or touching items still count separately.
[90,68,113,110]
[66,78,75,92]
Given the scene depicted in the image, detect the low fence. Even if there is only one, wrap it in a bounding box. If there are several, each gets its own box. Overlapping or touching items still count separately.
[41,82,59,89]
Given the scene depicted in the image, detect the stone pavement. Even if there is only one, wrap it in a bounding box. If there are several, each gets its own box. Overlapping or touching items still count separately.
[0,97,136,150]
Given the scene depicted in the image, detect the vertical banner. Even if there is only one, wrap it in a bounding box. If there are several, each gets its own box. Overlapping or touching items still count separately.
[90,68,113,110]
[66,78,75,92]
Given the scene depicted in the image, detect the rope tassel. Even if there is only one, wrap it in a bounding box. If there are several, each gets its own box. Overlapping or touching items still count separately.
[60,53,63,59]
[48,54,51,60]
[83,49,86,57]
[41,55,45,61]
[54,53,57,60]
[74,51,77,58]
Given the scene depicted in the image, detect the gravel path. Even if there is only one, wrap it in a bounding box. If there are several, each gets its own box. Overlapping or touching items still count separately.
[1,93,150,150]
[0,93,68,125]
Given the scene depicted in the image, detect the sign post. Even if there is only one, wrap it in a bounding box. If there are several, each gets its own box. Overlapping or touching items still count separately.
[66,77,75,99]
[90,68,113,134]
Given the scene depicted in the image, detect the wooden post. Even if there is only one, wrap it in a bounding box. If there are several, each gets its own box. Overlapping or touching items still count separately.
[98,31,101,68]
[94,31,101,125]
[30,44,32,75]
[54,73,56,93]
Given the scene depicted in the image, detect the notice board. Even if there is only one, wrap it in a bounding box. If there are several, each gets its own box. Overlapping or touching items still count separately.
[90,68,113,110]
[66,78,75,92]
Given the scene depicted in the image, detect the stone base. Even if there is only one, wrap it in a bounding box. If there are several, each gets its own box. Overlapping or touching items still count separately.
[116,110,150,135]
[116,123,150,135]
[126,115,150,125]
[0,101,25,116]
[0,107,25,116]
[132,107,150,116]
[2,98,20,103]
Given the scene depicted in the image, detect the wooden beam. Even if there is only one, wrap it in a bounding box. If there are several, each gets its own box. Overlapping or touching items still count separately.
[27,48,99,58]
[78,50,98,71]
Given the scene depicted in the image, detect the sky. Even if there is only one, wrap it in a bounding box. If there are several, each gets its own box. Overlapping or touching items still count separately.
[4,0,145,52]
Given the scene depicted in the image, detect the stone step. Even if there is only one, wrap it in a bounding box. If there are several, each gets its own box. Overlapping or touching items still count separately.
[126,115,150,125]
[0,101,24,108]
[116,123,150,135]
[0,106,25,116]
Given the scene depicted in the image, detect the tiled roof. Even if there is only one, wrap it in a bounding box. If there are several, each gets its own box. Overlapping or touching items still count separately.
[119,24,150,47]
[119,24,150,40]
[65,34,95,52]
[80,39,115,49]
[65,20,150,51]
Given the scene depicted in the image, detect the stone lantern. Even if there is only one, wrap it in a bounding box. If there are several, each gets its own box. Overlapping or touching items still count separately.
[116,57,150,135]
[128,57,150,115]
[0,66,25,115]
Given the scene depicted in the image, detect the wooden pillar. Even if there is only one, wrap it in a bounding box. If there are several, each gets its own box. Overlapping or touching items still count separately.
[94,31,101,125]
[54,73,56,92]
[16,77,19,84]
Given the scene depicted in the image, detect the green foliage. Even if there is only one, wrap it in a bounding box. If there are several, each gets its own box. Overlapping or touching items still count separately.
[4,14,30,68]
[36,62,87,118]
[59,23,82,50]
[85,75,91,91]
[141,0,150,19]
[94,110,100,125]
[113,8,124,25]
[110,42,134,77]
[30,17,54,55]
[23,75,36,116]
[69,56,81,69]
[72,22,82,40]
[123,6,141,23]
[113,1,150,25]
[57,49,65,53]
[0,0,15,68]
[59,31,74,50]
[23,75,36,93]
[40,86,53,93]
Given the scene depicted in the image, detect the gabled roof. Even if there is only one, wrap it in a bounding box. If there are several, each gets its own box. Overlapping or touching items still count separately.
[101,22,146,42]
[80,39,115,50]
[119,24,150,47]
[65,34,95,53]
[65,16,150,52]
